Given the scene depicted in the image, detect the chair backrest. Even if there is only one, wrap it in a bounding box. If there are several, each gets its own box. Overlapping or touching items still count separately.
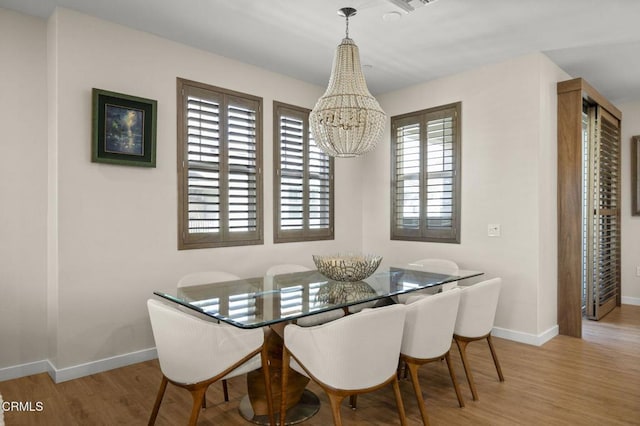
[284,303,406,391]
[454,277,502,338]
[401,287,461,359]
[408,258,459,274]
[265,264,310,277]
[177,271,240,288]
[147,299,262,384]
[408,258,459,291]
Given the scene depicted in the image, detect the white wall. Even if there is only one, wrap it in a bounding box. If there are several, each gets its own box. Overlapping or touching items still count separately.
[0,9,49,371]
[45,8,363,370]
[363,53,570,338]
[6,4,633,379]
[618,101,640,304]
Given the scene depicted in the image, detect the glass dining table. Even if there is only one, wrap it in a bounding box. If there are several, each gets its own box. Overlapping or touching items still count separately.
[153,264,483,424]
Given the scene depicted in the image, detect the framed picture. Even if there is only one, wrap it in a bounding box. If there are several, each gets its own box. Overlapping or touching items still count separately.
[92,88,157,167]
[633,135,640,216]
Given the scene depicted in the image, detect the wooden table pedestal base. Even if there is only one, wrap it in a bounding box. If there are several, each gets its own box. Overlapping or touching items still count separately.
[239,327,320,425]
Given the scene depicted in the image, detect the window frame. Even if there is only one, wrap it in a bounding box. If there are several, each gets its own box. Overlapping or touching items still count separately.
[177,78,264,250]
[390,102,461,243]
[273,101,334,243]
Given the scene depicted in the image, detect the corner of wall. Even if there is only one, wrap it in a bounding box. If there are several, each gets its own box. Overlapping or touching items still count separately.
[492,324,559,347]
[46,8,60,367]
[535,55,572,335]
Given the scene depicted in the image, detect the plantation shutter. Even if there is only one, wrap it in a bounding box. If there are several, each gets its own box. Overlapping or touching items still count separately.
[178,79,263,249]
[184,90,221,235]
[279,114,305,231]
[308,133,332,231]
[392,117,421,238]
[274,102,333,243]
[391,103,460,243]
[584,106,620,320]
[425,110,457,237]
[226,97,260,240]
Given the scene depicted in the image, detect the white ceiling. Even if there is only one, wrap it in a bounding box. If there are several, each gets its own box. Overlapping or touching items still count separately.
[3,0,640,103]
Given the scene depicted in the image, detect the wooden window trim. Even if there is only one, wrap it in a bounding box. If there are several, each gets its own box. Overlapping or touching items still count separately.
[273,101,334,243]
[390,102,461,243]
[177,78,263,250]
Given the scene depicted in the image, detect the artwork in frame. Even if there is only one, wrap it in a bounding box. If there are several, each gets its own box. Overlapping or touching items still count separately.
[92,88,157,167]
[633,135,640,216]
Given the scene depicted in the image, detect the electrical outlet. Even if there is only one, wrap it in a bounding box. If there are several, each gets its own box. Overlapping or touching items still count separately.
[488,224,501,237]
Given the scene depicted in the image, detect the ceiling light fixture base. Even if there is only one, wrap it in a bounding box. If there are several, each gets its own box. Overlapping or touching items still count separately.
[338,7,357,19]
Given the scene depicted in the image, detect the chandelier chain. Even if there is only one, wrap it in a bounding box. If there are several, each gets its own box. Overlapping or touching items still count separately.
[345,14,349,38]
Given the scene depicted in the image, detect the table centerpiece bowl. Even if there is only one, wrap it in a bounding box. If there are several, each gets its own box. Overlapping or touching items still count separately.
[312,253,382,282]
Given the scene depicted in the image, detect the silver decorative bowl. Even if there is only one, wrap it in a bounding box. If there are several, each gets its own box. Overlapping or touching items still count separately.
[312,253,383,282]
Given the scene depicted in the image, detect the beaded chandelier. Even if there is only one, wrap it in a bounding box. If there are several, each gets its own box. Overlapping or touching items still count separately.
[309,7,386,158]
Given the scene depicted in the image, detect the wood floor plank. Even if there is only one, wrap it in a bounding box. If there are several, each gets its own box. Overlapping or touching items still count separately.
[1,305,638,425]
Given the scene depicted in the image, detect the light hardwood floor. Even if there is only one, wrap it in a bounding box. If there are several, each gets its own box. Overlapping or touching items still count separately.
[1,305,639,425]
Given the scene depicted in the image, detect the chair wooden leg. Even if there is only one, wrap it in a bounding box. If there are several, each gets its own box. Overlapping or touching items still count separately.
[349,395,358,409]
[188,387,207,426]
[455,337,479,401]
[444,351,465,408]
[391,376,408,426]
[280,346,290,425]
[406,361,429,426]
[261,345,276,426]
[222,379,229,402]
[486,335,505,382]
[148,375,168,426]
[326,391,345,426]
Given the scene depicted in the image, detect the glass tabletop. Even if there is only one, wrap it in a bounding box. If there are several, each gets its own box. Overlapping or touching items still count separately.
[154,265,483,328]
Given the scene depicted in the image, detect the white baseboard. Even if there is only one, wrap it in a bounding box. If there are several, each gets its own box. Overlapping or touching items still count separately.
[48,347,157,383]
[0,348,157,384]
[491,325,558,346]
[0,360,50,382]
[492,301,638,345]
[622,297,640,306]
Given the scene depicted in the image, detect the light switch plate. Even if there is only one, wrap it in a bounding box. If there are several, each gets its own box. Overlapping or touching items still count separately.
[488,224,501,237]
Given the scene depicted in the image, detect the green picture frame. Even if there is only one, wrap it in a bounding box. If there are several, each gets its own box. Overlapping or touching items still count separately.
[92,88,157,167]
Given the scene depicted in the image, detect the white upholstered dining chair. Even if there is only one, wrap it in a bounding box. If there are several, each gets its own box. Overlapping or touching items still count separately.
[279,303,408,425]
[400,288,464,425]
[147,299,275,426]
[408,258,459,291]
[177,270,241,403]
[453,277,504,400]
[398,258,459,303]
[265,264,344,327]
